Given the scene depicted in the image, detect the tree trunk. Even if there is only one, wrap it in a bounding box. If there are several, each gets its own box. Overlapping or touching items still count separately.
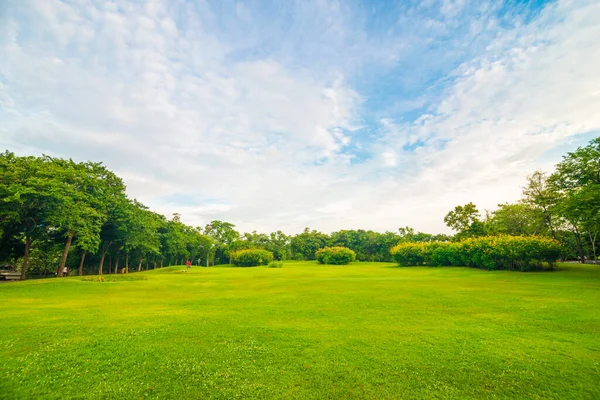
[108,253,112,274]
[99,241,112,275]
[57,232,74,278]
[125,252,129,274]
[588,231,598,262]
[20,235,32,280]
[99,252,106,275]
[153,260,156,270]
[540,206,557,240]
[78,251,86,276]
[160,258,163,268]
[145,258,149,271]
[573,229,585,263]
[114,255,120,274]
[137,257,143,272]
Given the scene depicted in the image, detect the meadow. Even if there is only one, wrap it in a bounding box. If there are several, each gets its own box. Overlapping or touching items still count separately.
[1,262,599,399]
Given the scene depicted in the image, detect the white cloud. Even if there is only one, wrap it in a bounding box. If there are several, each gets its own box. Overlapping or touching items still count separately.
[368,0,600,230]
[1,0,599,235]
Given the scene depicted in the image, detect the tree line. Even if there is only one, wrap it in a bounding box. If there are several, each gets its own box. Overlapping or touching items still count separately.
[0,138,598,278]
[442,137,600,262]
[0,151,428,278]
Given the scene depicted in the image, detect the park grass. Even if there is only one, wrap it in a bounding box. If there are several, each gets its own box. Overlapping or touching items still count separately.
[0,262,599,399]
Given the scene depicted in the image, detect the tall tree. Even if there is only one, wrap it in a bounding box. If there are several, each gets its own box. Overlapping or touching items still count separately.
[522,171,559,238]
[549,138,600,261]
[0,153,59,279]
[205,220,239,264]
[47,159,106,277]
[443,203,484,240]
[486,203,546,236]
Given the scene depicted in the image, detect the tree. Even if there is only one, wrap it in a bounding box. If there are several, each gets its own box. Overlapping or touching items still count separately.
[47,159,109,277]
[123,202,163,272]
[443,203,483,240]
[194,229,214,266]
[162,215,189,265]
[97,196,128,275]
[205,220,239,264]
[329,230,373,261]
[290,228,329,260]
[486,203,544,236]
[75,225,101,276]
[0,153,59,279]
[549,138,600,261]
[550,137,600,189]
[522,171,559,239]
[267,231,291,260]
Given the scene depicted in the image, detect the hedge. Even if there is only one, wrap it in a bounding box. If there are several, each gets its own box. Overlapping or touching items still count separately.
[315,246,356,265]
[390,236,561,271]
[231,249,274,267]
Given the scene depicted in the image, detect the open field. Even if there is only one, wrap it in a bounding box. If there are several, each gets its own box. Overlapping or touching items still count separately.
[1,262,599,399]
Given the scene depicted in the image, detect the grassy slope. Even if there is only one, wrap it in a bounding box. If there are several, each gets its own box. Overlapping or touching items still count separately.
[0,262,599,399]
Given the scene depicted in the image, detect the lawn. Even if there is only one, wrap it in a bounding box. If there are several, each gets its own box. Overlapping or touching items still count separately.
[1,262,599,399]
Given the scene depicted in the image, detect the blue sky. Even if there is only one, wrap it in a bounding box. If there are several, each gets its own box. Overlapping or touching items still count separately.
[1,0,599,233]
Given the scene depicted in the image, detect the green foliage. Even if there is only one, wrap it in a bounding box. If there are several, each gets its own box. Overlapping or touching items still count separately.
[205,220,240,264]
[522,171,559,237]
[268,261,284,268]
[315,246,356,265]
[444,202,480,232]
[443,202,488,240]
[328,229,404,262]
[398,226,452,243]
[486,203,546,236]
[550,137,600,190]
[290,228,330,260]
[268,230,292,260]
[231,249,274,267]
[548,138,600,261]
[391,235,561,271]
[389,242,431,266]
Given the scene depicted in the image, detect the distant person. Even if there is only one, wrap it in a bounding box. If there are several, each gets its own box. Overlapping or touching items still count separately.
[55,266,60,277]
[186,260,191,270]
[62,266,68,277]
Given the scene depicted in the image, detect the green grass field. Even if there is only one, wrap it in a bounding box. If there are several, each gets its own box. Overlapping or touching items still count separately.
[1,262,599,399]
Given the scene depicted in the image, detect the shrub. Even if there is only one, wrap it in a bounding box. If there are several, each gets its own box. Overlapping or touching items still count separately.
[390,236,561,271]
[390,242,429,266]
[268,261,284,268]
[315,246,356,265]
[231,249,274,267]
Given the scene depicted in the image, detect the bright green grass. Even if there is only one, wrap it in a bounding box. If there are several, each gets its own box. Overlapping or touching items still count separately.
[1,262,599,399]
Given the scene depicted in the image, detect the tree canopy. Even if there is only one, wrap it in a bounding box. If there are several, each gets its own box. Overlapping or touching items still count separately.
[1,137,599,278]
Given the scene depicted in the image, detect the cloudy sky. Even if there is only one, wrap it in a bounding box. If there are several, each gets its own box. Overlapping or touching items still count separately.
[1,0,599,234]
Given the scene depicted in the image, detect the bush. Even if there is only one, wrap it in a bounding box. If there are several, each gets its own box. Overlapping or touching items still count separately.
[390,236,561,271]
[268,261,284,268]
[315,246,356,265]
[231,249,274,267]
[389,242,429,266]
